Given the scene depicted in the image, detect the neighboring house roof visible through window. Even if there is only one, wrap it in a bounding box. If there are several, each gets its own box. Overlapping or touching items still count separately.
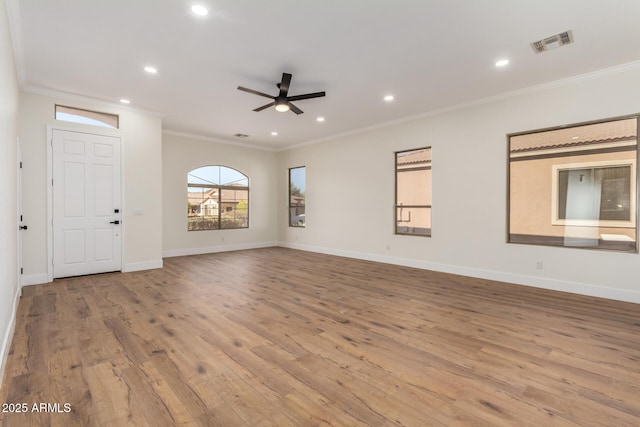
[187,165,249,231]
[510,118,637,153]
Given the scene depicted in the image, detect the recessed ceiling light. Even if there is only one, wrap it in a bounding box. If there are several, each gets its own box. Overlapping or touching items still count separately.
[144,66,158,74]
[316,117,325,122]
[119,99,130,104]
[271,131,278,136]
[384,95,394,102]
[495,59,510,67]
[191,4,208,16]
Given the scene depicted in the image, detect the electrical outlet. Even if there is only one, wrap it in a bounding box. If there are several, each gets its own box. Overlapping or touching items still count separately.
[535,261,543,270]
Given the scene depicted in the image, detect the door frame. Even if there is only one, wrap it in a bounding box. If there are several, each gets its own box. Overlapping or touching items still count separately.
[16,136,22,291]
[46,124,125,282]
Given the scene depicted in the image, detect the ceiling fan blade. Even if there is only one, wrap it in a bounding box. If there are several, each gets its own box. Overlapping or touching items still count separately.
[279,73,292,97]
[287,91,326,102]
[289,103,303,115]
[237,86,274,99]
[253,101,275,112]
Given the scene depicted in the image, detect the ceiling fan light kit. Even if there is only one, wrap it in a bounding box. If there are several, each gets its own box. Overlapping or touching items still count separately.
[275,98,290,112]
[238,72,325,115]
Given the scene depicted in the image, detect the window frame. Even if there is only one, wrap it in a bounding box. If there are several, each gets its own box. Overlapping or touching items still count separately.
[551,159,636,228]
[289,166,306,228]
[187,165,249,231]
[394,146,432,237]
[507,114,639,253]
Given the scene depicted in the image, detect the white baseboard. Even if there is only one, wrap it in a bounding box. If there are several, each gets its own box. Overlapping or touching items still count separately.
[163,241,277,258]
[24,261,165,282]
[0,287,21,391]
[21,273,49,287]
[278,242,640,304]
[123,259,164,272]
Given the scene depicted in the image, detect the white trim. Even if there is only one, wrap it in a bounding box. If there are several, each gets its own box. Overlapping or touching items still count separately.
[123,260,164,272]
[4,0,26,86]
[47,125,125,281]
[46,127,52,282]
[21,274,50,287]
[162,129,277,152]
[21,85,164,118]
[551,159,636,228]
[283,60,640,152]
[163,241,277,258]
[16,136,21,289]
[278,242,640,304]
[0,288,21,391]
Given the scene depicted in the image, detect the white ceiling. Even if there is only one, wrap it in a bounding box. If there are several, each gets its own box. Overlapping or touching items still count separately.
[7,0,640,149]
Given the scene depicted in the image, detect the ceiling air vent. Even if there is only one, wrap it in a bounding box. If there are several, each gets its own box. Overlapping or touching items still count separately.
[234,133,250,138]
[531,30,574,53]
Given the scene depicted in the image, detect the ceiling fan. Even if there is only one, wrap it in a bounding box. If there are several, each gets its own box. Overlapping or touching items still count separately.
[237,73,325,115]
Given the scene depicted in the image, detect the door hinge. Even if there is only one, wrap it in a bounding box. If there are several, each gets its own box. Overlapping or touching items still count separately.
[19,161,22,168]
[20,267,23,275]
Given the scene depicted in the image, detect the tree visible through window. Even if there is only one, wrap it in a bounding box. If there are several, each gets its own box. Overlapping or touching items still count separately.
[187,166,249,231]
[395,147,432,236]
[289,167,306,227]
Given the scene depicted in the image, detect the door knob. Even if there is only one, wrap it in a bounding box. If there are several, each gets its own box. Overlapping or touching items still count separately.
[109,220,120,225]
[19,225,28,230]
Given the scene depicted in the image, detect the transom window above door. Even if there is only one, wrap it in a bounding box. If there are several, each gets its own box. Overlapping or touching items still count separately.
[55,105,119,129]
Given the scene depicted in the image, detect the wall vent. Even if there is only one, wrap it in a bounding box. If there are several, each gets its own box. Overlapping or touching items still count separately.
[234,133,250,138]
[531,30,574,53]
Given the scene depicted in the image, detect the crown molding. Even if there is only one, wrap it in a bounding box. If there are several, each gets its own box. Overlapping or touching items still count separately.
[21,85,164,117]
[285,60,640,152]
[162,129,278,152]
[4,0,26,86]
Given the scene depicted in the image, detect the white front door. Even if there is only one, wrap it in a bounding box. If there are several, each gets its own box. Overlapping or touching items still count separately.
[52,129,122,278]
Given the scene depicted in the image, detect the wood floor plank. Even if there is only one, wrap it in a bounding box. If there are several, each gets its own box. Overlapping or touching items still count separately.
[1,247,639,426]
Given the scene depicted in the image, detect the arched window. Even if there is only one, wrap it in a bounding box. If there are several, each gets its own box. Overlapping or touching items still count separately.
[187,166,249,231]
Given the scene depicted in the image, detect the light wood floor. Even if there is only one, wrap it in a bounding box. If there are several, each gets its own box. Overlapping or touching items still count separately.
[1,248,639,426]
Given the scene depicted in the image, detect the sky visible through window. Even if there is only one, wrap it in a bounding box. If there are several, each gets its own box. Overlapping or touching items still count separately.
[290,167,305,193]
[55,112,115,128]
[188,166,248,186]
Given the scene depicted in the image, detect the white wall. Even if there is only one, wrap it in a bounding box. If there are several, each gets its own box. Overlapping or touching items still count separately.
[19,91,163,283]
[162,132,278,257]
[0,0,20,386]
[279,63,640,303]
